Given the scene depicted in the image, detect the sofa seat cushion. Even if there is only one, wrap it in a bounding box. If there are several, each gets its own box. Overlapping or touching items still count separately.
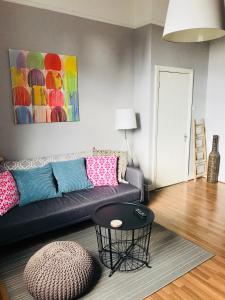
[63,183,140,213]
[0,184,140,246]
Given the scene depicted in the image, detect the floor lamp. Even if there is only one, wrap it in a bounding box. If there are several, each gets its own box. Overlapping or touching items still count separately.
[115,108,137,164]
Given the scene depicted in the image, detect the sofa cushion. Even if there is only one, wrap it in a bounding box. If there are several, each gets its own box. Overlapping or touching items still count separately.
[12,165,61,206]
[86,155,118,186]
[93,148,128,183]
[0,171,19,216]
[0,183,140,246]
[51,159,93,193]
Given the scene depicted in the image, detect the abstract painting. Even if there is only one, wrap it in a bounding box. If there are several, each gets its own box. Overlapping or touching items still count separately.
[9,49,80,124]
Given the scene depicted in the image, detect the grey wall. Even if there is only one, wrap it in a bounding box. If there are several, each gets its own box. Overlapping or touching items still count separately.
[0,1,210,183]
[133,24,209,182]
[0,1,134,160]
[205,37,225,182]
[133,25,152,179]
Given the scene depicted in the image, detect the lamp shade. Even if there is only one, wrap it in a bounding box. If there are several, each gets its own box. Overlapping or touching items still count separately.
[115,108,137,130]
[163,0,225,42]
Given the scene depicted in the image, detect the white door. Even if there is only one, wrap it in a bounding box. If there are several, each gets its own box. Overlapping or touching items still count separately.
[154,66,193,188]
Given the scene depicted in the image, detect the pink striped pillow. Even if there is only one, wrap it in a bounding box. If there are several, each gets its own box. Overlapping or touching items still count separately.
[86,155,118,186]
[0,171,19,216]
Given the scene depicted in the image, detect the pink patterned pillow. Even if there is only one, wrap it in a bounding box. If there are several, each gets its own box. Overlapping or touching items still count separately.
[86,156,118,186]
[0,171,19,216]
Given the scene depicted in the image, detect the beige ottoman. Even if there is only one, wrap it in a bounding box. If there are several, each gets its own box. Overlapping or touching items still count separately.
[24,241,94,300]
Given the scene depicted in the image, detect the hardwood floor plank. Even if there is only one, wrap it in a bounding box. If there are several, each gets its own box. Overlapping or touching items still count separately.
[173,288,197,300]
[0,282,9,300]
[146,179,225,299]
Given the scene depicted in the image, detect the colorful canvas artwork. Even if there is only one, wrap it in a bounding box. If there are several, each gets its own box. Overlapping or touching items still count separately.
[9,49,80,124]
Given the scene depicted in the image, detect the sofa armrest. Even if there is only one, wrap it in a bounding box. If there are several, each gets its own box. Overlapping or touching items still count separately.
[125,167,144,203]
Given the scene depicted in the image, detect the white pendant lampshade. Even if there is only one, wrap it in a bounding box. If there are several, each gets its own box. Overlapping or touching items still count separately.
[163,0,225,42]
[115,108,137,130]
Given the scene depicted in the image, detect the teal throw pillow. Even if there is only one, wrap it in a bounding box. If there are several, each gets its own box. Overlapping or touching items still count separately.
[51,158,93,193]
[12,164,61,206]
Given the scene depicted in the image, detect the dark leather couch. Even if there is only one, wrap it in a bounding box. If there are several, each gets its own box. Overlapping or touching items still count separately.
[0,167,144,246]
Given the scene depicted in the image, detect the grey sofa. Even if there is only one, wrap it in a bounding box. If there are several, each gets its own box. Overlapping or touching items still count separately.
[0,166,144,246]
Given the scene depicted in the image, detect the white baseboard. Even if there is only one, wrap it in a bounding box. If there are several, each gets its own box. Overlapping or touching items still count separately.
[146,176,196,192]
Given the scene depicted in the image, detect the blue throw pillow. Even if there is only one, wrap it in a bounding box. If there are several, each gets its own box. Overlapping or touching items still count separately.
[12,164,61,206]
[51,158,93,193]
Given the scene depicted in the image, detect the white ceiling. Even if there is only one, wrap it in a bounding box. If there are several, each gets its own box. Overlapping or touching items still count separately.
[4,0,169,28]
[134,0,168,28]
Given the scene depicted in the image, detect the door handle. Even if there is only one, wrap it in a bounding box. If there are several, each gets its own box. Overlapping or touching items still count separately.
[184,134,188,141]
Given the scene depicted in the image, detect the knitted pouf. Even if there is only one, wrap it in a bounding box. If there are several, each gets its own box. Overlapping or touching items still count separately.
[24,241,95,300]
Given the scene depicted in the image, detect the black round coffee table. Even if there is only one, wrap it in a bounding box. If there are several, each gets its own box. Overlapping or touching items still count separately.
[92,202,155,277]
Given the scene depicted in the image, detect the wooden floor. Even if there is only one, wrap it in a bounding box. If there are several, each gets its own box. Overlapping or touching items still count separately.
[0,282,9,300]
[146,179,225,300]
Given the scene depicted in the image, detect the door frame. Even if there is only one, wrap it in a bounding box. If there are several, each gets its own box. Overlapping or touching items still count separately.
[152,65,194,190]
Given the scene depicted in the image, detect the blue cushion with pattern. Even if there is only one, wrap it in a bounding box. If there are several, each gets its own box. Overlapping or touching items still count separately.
[12,164,61,206]
[51,158,93,193]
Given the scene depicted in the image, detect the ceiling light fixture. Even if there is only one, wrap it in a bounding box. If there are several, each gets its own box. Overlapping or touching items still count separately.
[163,0,225,43]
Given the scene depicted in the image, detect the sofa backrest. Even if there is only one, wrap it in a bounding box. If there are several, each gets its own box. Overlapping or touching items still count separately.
[0,150,92,171]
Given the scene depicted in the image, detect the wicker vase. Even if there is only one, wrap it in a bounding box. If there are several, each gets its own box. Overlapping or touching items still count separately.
[207,135,220,183]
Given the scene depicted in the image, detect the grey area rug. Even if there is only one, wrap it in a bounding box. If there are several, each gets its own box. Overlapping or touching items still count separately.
[0,222,213,300]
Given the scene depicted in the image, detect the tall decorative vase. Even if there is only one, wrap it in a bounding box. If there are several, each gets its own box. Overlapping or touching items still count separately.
[207,135,220,183]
